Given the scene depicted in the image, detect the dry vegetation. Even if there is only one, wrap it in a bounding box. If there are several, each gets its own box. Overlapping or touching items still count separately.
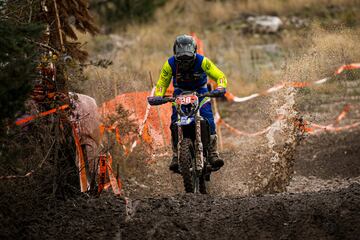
[283,26,360,81]
[78,0,360,105]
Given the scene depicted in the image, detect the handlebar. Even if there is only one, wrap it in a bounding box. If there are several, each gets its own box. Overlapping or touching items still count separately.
[147,88,226,106]
[147,96,175,106]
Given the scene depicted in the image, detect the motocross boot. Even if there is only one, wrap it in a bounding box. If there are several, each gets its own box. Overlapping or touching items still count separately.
[208,134,224,170]
[169,136,180,174]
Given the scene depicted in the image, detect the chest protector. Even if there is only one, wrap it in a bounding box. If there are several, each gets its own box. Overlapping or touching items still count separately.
[168,54,208,90]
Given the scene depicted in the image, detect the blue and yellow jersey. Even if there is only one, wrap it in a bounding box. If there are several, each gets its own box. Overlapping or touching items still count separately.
[155,54,227,96]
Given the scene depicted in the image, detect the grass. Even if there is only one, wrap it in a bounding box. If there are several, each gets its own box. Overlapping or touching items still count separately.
[77,0,360,103]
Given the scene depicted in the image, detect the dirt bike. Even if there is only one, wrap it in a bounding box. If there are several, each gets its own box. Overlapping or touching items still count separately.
[147,89,225,194]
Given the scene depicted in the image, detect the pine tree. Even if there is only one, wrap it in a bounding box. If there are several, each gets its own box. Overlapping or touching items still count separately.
[0,1,99,198]
[45,0,99,62]
[0,20,43,124]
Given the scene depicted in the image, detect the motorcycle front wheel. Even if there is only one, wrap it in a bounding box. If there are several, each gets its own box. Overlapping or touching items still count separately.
[179,138,199,193]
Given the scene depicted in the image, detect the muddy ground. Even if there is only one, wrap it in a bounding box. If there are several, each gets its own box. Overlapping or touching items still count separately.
[118,183,360,240]
[1,77,360,239]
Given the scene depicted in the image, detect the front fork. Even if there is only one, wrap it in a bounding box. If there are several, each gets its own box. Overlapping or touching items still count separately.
[177,113,204,173]
[177,121,183,165]
[194,112,204,172]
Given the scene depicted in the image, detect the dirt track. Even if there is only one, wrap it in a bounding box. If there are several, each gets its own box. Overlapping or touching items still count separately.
[2,111,360,239]
[118,119,360,240]
[119,183,360,240]
[3,181,359,240]
[2,76,360,239]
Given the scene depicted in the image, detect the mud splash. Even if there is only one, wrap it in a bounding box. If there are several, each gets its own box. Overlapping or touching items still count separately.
[250,86,304,194]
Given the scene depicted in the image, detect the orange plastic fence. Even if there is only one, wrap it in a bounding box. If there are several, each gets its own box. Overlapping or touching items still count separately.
[99,91,172,149]
[97,153,122,195]
[98,155,107,193]
[15,104,69,126]
[72,122,88,192]
[191,32,204,55]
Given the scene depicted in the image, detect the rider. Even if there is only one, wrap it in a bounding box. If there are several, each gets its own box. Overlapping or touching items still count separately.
[154,34,227,173]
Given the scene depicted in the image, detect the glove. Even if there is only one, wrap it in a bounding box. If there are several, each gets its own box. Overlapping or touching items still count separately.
[210,88,226,97]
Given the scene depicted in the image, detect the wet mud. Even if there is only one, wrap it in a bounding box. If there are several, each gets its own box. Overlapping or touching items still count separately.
[2,80,360,239]
[119,183,360,240]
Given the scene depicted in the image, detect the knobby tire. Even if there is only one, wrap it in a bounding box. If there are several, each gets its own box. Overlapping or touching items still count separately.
[179,138,196,193]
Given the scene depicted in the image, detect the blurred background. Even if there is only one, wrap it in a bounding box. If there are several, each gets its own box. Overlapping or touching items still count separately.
[79,0,360,104]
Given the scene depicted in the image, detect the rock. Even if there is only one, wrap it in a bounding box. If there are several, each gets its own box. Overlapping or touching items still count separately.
[247,16,283,34]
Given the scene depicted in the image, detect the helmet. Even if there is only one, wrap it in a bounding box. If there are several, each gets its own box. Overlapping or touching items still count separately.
[173,34,197,71]
[173,34,197,57]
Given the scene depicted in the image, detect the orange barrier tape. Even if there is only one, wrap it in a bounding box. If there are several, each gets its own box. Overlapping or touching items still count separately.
[287,82,311,88]
[97,153,122,195]
[225,63,360,103]
[72,123,88,192]
[103,182,111,191]
[137,87,155,137]
[98,154,107,194]
[99,124,105,137]
[217,104,359,138]
[306,122,360,134]
[15,104,69,125]
[115,127,122,145]
[302,105,360,134]
[98,153,122,195]
[335,63,360,75]
[106,154,121,195]
[335,104,350,125]
[218,119,272,137]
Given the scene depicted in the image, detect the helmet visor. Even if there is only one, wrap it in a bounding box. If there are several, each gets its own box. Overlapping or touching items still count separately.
[175,43,196,59]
